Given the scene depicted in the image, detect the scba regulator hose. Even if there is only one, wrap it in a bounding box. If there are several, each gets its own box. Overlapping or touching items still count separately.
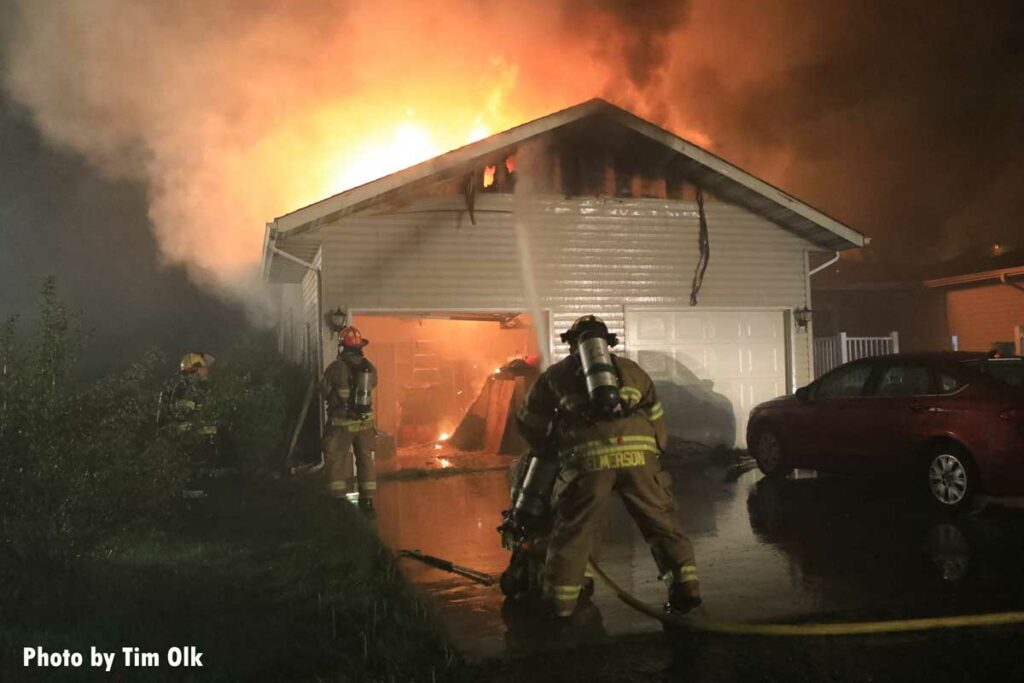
[585,560,1024,637]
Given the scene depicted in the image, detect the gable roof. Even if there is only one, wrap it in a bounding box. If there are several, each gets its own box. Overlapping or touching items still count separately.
[923,246,1024,288]
[264,98,865,279]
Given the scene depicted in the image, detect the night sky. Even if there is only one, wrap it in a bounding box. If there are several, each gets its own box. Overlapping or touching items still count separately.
[1,1,1021,375]
[0,92,246,377]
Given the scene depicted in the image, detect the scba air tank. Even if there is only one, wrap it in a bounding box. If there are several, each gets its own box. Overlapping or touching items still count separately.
[578,330,621,417]
[352,365,374,414]
[513,456,560,521]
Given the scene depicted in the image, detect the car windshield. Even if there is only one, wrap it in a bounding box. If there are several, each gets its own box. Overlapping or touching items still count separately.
[962,358,1024,389]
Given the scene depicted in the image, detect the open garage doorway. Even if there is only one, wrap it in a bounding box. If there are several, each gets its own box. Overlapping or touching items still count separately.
[351,312,545,466]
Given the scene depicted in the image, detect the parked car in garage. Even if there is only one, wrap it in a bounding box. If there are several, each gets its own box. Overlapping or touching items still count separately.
[747,352,1024,510]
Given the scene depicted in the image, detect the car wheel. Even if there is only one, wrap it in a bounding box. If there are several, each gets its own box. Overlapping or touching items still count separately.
[752,428,792,478]
[925,445,976,511]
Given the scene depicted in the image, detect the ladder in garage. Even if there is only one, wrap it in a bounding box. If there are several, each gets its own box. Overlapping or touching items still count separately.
[814,331,900,378]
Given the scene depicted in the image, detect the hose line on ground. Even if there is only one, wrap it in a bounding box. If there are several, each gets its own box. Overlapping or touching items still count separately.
[585,560,1024,636]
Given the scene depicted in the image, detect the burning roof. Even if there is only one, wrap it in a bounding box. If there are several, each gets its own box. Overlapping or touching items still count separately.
[264,98,864,282]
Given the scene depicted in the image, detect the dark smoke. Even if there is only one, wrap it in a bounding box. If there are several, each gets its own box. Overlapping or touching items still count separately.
[2,0,1021,328]
[659,0,1024,267]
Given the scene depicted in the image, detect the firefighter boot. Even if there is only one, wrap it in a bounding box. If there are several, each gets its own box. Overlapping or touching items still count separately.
[665,580,702,614]
[358,496,375,518]
[544,583,581,619]
[665,564,702,614]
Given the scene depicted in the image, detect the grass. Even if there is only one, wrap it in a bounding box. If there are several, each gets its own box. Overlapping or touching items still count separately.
[1,476,476,682]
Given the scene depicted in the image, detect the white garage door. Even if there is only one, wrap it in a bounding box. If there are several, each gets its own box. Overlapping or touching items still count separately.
[625,310,788,449]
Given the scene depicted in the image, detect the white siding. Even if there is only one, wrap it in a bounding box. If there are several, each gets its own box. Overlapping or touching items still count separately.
[311,194,817,387]
[278,283,305,364]
[299,249,323,373]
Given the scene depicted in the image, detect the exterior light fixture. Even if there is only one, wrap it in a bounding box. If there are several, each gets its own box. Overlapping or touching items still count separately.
[794,306,813,330]
[326,308,348,332]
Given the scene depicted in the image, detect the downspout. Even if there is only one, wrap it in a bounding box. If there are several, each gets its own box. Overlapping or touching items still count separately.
[800,250,840,389]
[808,251,840,276]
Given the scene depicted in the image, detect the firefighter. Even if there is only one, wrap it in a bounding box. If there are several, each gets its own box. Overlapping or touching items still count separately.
[514,315,701,618]
[166,352,215,426]
[321,326,378,513]
[159,352,221,472]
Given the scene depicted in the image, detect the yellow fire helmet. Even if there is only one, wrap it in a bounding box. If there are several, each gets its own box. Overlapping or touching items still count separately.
[180,352,215,374]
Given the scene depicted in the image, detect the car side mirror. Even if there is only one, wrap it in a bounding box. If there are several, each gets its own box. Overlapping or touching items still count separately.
[796,387,810,403]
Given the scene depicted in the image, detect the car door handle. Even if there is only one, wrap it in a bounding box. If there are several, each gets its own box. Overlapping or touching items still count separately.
[908,403,926,412]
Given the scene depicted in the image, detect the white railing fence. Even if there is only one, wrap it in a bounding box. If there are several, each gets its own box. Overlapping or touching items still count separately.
[814,331,900,378]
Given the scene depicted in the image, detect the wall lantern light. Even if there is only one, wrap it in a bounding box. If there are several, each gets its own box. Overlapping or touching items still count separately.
[794,306,813,330]
[326,307,348,332]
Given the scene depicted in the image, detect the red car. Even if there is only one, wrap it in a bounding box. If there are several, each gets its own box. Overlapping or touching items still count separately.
[747,352,1024,510]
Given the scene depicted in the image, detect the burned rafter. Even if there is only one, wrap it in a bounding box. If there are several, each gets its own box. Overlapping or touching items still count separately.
[462,170,477,225]
[362,126,717,214]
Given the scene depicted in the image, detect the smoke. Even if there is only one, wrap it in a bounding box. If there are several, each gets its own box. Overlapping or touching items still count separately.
[657,0,1024,265]
[2,0,1021,316]
[560,0,690,89]
[4,0,656,317]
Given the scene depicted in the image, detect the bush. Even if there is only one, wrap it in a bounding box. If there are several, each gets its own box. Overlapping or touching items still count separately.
[0,280,311,582]
[200,332,309,471]
[0,279,188,574]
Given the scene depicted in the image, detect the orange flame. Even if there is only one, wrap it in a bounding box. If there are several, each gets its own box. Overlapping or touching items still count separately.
[2,1,714,313]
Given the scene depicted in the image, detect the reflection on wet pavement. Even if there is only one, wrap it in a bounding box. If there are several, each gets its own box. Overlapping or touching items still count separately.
[373,461,1024,660]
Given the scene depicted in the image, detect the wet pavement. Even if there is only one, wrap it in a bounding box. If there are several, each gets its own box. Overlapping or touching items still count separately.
[374,456,1024,662]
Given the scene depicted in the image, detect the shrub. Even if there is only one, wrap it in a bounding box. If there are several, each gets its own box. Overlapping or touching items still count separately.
[200,332,309,471]
[0,279,188,574]
[0,280,310,580]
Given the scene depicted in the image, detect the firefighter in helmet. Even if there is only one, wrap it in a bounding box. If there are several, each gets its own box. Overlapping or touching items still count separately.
[321,326,378,513]
[160,352,221,470]
[168,352,215,420]
[513,315,701,617]
[180,352,213,381]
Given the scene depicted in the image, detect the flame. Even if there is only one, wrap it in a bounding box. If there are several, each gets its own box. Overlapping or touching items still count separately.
[438,458,453,469]
[438,432,451,442]
[326,122,439,195]
[467,122,491,143]
[2,1,715,313]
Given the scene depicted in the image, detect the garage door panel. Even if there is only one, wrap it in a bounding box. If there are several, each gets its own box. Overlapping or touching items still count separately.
[636,348,707,384]
[748,313,783,340]
[710,378,742,409]
[637,316,668,342]
[749,378,785,407]
[746,345,781,375]
[709,315,744,341]
[636,349,670,379]
[653,380,736,449]
[671,315,707,342]
[627,309,789,449]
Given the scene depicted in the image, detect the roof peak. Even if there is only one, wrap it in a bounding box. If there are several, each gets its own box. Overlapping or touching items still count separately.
[264,98,864,280]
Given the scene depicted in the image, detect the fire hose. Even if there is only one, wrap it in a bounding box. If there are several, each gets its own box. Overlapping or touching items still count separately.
[396,549,496,586]
[393,549,1024,635]
[585,559,1024,636]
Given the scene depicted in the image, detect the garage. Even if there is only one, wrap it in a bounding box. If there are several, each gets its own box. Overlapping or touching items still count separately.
[264,99,866,457]
[351,312,543,453]
[626,309,790,448]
